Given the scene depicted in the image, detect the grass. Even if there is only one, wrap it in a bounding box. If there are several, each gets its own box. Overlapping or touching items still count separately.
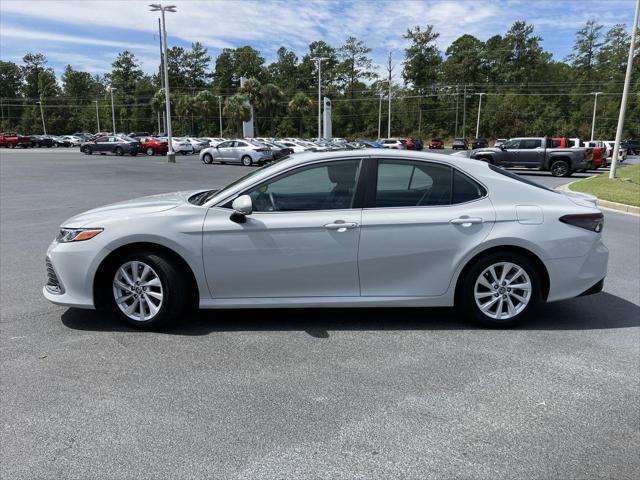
[569,163,640,207]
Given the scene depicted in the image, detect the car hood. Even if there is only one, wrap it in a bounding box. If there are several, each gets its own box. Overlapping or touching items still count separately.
[62,190,204,228]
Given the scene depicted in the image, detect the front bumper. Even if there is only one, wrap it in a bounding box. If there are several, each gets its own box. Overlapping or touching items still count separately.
[42,240,107,309]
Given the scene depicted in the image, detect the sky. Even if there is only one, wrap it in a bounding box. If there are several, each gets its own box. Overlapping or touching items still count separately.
[0,0,636,79]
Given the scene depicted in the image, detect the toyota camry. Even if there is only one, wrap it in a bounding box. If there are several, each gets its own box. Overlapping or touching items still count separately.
[44,150,608,329]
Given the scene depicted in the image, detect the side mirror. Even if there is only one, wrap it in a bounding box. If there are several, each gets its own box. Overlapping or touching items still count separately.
[500,145,506,150]
[230,195,252,223]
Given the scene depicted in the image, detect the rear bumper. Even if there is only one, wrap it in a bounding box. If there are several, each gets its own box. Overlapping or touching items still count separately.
[545,239,609,302]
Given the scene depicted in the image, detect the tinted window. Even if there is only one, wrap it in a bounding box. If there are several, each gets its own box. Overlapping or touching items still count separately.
[96,137,109,143]
[548,138,561,148]
[244,160,361,212]
[502,139,520,149]
[520,139,542,149]
[218,141,233,148]
[452,170,486,203]
[375,160,451,207]
[236,141,248,147]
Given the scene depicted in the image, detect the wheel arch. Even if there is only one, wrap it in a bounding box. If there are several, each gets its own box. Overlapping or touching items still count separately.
[93,241,199,309]
[454,245,550,303]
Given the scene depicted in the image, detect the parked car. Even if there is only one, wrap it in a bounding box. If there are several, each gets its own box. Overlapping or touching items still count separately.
[494,139,507,147]
[262,141,294,160]
[29,135,54,148]
[0,132,32,148]
[200,139,273,166]
[602,141,627,162]
[379,138,407,149]
[200,137,226,147]
[61,135,83,146]
[80,136,142,156]
[472,138,488,149]
[279,140,311,153]
[43,149,609,330]
[471,137,592,177]
[355,139,386,148]
[139,137,168,156]
[50,135,71,147]
[406,137,423,151]
[128,132,151,139]
[182,137,209,153]
[622,139,640,155]
[428,139,444,149]
[452,138,469,150]
[157,137,193,155]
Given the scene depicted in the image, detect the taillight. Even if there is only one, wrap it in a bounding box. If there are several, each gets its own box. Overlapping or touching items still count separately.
[560,213,603,233]
[255,148,268,152]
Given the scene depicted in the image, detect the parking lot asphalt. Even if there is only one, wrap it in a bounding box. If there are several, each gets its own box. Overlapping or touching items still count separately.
[1,148,639,479]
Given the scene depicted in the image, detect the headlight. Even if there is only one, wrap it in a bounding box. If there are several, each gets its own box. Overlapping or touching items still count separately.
[56,228,103,243]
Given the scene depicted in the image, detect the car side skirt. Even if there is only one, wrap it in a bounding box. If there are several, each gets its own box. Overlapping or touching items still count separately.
[199,295,454,309]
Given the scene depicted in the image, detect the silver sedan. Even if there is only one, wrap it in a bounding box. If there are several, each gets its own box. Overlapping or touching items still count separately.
[44,150,608,329]
[200,139,273,166]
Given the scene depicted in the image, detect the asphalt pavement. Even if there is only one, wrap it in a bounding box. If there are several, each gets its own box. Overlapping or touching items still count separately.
[1,148,639,479]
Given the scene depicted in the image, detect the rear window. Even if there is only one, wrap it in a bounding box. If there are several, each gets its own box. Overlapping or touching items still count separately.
[488,164,552,191]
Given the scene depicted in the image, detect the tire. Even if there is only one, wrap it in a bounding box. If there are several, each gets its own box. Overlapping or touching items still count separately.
[549,159,570,177]
[180,151,187,155]
[115,147,124,156]
[241,155,253,166]
[202,153,213,164]
[83,146,93,155]
[107,252,189,329]
[458,252,541,328]
[146,147,155,156]
[8,143,14,149]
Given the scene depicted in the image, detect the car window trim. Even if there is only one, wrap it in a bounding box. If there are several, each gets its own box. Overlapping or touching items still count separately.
[215,157,367,212]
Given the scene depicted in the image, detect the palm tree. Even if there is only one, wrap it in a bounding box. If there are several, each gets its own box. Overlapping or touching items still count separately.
[259,83,283,135]
[195,90,218,134]
[223,94,251,137]
[288,92,313,135]
[175,94,196,134]
[240,77,261,136]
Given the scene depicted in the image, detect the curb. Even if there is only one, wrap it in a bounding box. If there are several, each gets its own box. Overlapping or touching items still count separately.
[555,180,640,216]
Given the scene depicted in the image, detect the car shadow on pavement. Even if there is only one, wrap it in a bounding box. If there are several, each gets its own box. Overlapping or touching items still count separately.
[61,292,639,337]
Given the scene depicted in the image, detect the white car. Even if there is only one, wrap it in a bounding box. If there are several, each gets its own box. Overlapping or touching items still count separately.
[200,137,226,147]
[379,138,407,149]
[278,141,308,153]
[61,135,83,146]
[158,137,193,155]
[43,149,608,330]
[602,141,627,161]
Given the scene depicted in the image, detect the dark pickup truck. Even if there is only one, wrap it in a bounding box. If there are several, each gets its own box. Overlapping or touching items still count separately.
[470,137,592,177]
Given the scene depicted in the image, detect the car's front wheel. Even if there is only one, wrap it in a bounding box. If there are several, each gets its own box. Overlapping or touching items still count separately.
[108,252,188,329]
[202,153,213,164]
[459,252,540,327]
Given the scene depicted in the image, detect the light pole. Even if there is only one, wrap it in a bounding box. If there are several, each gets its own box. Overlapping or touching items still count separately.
[150,3,177,163]
[218,95,223,137]
[107,86,116,134]
[377,92,383,140]
[610,0,639,179]
[36,99,46,135]
[475,92,485,139]
[590,92,603,142]
[311,57,327,140]
[93,100,100,132]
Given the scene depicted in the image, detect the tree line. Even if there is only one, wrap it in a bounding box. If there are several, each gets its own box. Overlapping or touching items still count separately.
[0,20,638,140]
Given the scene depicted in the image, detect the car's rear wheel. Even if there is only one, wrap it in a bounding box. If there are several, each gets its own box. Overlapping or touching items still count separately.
[459,252,540,327]
[146,147,155,156]
[202,153,213,164]
[109,253,188,329]
[550,159,570,177]
[115,147,124,156]
[241,155,253,166]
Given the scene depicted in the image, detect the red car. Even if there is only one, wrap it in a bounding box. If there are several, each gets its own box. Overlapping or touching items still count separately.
[140,137,168,156]
[551,137,603,169]
[0,132,32,148]
[428,139,444,149]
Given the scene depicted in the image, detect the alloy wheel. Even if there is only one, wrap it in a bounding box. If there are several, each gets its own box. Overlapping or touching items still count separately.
[474,262,531,320]
[112,261,163,322]
[551,161,569,176]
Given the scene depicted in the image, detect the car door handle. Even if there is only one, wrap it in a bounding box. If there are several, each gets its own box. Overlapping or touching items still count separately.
[324,221,358,232]
[450,217,483,226]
